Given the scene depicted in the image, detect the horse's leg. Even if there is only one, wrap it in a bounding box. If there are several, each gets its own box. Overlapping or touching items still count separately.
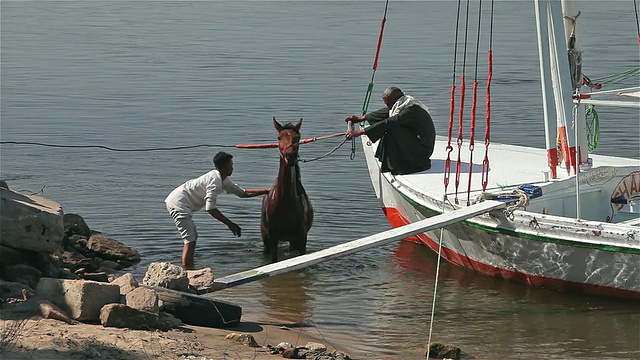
[299,233,307,256]
[262,233,271,254]
[260,198,271,254]
[271,237,278,263]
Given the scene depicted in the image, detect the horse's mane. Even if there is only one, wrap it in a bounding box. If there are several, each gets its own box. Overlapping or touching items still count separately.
[281,123,300,132]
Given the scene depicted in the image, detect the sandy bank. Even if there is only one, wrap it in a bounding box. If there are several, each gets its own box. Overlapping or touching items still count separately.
[1,304,351,360]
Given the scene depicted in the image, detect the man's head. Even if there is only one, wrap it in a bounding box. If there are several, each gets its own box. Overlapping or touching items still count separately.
[213,151,234,178]
[382,86,404,109]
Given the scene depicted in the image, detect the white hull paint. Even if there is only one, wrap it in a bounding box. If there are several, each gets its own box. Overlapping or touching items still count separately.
[361,136,640,299]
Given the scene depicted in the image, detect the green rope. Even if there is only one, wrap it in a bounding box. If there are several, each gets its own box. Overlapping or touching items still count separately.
[586,104,600,152]
[591,66,640,86]
[361,81,375,116]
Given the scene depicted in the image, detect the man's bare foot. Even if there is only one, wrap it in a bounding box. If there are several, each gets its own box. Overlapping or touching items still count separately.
[182,263,196,271]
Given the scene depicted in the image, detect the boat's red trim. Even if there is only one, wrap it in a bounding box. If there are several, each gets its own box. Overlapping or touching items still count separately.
[382,206,640,300]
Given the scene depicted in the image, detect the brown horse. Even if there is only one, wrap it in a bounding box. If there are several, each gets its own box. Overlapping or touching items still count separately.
[260,117,313,263]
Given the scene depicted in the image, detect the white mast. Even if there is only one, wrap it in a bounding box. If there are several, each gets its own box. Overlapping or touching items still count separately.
[548,0,577,175]
[561,0,589,169]
[534,0,559,179]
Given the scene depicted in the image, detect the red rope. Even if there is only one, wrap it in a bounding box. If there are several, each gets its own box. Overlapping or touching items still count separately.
[373,17,387,71]
[481,49,492,192]
[444,84,456,190]
[466,79,478,204]
[454,73,466,201]
[454,0,471,204]
[444,0,463,194]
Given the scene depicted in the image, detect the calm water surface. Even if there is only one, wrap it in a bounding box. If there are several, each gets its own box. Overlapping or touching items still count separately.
[2,1,639,359]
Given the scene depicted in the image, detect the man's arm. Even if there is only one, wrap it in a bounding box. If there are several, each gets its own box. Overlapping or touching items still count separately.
[364,107,412,142]
[238,188,270,198]
[207,208,241,237]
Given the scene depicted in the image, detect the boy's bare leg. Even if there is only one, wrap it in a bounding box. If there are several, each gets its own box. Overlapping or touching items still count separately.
[182,242,196,270]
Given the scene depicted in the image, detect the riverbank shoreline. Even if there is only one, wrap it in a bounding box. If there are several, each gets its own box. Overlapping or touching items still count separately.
[1,304,352,360]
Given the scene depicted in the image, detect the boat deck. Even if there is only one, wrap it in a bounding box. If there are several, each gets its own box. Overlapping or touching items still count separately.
[391,136,639,199]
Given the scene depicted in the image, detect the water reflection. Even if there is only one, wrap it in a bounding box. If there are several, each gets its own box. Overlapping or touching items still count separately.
[259,269,315,324]
[388,240,640,359]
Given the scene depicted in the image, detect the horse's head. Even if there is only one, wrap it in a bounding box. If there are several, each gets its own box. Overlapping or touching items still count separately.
[273,117,302,166]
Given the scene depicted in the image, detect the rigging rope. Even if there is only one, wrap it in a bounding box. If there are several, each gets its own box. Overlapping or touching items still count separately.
[443,0,464,195]
[0,132,349,163]
[0,141,236,152]
[635,0,640,46]
[481,0,494,192]
[588,67,640,86]
[357,0,390,160]
[454,0,472,205]
[466,0,483,206]
[425,196,449,360]
[429,1,466,357]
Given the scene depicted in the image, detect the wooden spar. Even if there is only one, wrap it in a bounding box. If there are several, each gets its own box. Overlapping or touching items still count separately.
[208,200,506,292]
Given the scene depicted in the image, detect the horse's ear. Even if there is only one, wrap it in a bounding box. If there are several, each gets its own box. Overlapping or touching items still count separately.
[294,118,303,131]
[273,117,283,132]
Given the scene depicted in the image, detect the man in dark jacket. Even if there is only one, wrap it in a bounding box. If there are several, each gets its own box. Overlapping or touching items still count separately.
[345,86,436,175]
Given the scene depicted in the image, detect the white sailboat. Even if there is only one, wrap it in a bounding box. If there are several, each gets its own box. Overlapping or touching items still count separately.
[359,0,640,299]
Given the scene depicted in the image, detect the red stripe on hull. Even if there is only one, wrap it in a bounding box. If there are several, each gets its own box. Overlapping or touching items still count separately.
[382,207,640,300]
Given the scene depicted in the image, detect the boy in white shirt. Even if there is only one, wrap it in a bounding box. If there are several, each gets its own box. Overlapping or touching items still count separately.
[165,151,270,269]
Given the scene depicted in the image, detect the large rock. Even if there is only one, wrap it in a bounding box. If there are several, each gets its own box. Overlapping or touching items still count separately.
[31,253,80,280]
[86,233,141,266]
[63,213,92,239]
[100,303,158,330]
[35,278,120,321]
[156,311,182,331]
[305,342,327,353]
[39,300,75,324]
[1,263,42,288]
[0,188,64,253]
[125,287,159,315]
[0,245,26,267]
[0,280,34,300]
[66,234,89,254]
[78,272,110,283]
[142,262,189,292]
[111,273,138,295]
[186,267,215,294]
[427,342,461,360]
[149,285,242,328]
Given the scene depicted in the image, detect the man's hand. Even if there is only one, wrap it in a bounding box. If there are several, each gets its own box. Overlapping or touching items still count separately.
[346,129,365,140]
[228,222,242,237]
[345,115,365,122]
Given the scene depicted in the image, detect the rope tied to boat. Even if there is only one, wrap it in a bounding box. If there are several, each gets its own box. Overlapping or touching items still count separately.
[473,188,530,220]
[1,130,351,163]
[299,137,349,163]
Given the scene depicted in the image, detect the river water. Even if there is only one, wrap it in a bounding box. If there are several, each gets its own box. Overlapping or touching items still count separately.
[2,1,639,359]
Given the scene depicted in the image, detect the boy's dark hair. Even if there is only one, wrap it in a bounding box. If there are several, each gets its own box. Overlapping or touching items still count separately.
[213,151,233,169]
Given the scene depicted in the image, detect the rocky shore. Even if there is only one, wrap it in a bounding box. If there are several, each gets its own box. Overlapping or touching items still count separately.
[0,185,354,360]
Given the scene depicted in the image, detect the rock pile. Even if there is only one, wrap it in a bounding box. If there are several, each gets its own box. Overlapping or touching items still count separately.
[0,186,141,294]
[0,186,182,331]
[32,275,182,330]
[263,340,352,359]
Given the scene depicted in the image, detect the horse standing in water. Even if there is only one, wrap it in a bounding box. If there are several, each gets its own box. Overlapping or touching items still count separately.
[261,117,313,263]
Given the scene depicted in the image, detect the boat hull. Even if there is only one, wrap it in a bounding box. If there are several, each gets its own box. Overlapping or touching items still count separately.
[361,137,640,300]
